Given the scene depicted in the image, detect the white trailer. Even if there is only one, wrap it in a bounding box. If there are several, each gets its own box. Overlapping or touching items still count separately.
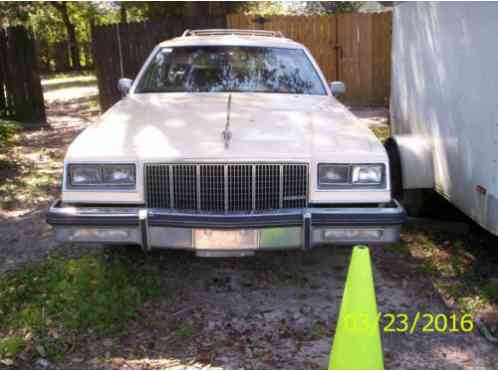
[388,2,498,235]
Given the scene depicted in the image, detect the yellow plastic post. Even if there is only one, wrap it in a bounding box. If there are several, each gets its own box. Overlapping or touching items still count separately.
[329,245,384,370]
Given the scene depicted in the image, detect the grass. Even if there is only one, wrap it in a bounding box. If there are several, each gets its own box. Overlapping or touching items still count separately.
[0,120,21,150]
[41,71,95,83]
[370,126,390,143]
[41,73,97,92]
[0,336,27,359]
[0,123,68,211]
[0,254,161,360]
[393,225,498,314]
[0,155,61,210]
[175,324,196,339]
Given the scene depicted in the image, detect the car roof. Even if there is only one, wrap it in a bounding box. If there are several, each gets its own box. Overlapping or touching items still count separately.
[158,29,305,49]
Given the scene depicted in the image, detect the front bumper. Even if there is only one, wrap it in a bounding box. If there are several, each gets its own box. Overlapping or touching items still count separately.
[46,200,406,256]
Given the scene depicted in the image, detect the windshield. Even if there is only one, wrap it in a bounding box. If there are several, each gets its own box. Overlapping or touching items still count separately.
[135,46,326,95]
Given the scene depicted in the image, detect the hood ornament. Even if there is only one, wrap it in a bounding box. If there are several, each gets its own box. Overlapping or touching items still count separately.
[222,94,232,149]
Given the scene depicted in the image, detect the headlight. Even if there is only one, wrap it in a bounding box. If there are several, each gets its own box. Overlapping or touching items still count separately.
[318,164,385,188]
[68,164,136,189]
[318,164,350,185]
[352,165,383,184]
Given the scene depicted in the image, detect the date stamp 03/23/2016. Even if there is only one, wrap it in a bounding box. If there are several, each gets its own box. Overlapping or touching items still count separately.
[341,312,475,334]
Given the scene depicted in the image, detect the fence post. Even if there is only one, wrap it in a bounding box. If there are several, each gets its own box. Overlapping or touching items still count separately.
[116,23,124,78]
[0,26,45,124]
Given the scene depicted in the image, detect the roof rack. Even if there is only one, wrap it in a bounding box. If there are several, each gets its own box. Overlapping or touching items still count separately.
[182,29,285,38]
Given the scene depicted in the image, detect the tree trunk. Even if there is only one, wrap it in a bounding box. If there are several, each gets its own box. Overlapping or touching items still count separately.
[51,2,80,70]
[120,3,127,24]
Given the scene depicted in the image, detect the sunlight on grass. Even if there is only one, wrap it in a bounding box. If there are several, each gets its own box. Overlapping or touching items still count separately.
[41,72,96,85]
[0,120,21,149]
[0,255,161,359]
[0,166,60,210]
[370,126,390,143]
[175,324,196,339]
[396,227,497,313]
[0,336,27,359]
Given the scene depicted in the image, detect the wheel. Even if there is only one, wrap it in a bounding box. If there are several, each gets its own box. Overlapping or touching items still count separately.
[385,137,427,216]
[402,189,428,217]
[384,137,403,200]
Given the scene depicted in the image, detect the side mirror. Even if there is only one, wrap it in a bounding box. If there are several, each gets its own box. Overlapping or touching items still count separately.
[330,81,346,96]
[118,78,133,96]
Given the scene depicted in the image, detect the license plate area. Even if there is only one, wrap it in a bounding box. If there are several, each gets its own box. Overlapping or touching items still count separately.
[194,229,259,250]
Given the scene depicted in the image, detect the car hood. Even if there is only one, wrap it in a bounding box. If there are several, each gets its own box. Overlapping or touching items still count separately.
[66,93,385,162]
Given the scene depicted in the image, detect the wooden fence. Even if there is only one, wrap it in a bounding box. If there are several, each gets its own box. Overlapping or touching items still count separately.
[92,16,226,111]
[92,13,391,111]
[0,26,46,123]
[227,13,392,106]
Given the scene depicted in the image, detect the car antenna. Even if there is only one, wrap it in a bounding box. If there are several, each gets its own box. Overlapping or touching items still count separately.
[222,94,232,149]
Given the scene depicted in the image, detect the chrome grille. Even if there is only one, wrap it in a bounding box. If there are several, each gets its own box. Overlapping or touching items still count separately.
[200,165,225,212]
[145,163,308,212]
[256,165,280,210]
[172,165,197,210]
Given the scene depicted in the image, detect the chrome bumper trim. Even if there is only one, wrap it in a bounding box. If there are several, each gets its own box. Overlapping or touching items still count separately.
[46,200,406,251]
[139,209,150,252]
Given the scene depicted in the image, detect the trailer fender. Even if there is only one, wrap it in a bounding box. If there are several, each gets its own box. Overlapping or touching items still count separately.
[385,135,434,191]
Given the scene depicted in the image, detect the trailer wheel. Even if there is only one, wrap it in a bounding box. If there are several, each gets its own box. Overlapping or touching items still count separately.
[385,137,428,216]
[384,137,403,200]
[403,189,429,217]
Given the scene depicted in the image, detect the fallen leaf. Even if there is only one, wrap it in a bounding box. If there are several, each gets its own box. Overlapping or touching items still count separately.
[36,345,46,357]
[111,357,125,367]
[197,351,211,363]
[0,359,14,366]
[262,351,273,362]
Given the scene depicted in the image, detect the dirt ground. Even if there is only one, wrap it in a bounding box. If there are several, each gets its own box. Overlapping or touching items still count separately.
[1,78,497,369]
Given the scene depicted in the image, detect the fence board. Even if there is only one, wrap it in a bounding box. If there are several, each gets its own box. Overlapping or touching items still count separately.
[228,13,392,106]
[0,26,45,123]
[92,16,226,111]
[92,13,391,110]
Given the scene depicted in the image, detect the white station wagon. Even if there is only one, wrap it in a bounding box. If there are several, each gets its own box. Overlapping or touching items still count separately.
[47,29,405,257]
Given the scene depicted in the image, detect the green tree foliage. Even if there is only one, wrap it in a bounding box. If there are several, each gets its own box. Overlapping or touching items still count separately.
[242,1,363,17]
[304,1,362,15]
[118,2,249,22]
[244,2,292,16]
[119,2,188,21]
[0,1,251,69]
[302,1,362,15]
[0,2,35,25]
[1,2,250,42]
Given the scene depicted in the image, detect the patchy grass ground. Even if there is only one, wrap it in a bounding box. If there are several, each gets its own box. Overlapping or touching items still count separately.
[1,80,498,369]
[397,223,498,313]
[0,74,98,214]
[0,252,160,364]
[43,73,98,105]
